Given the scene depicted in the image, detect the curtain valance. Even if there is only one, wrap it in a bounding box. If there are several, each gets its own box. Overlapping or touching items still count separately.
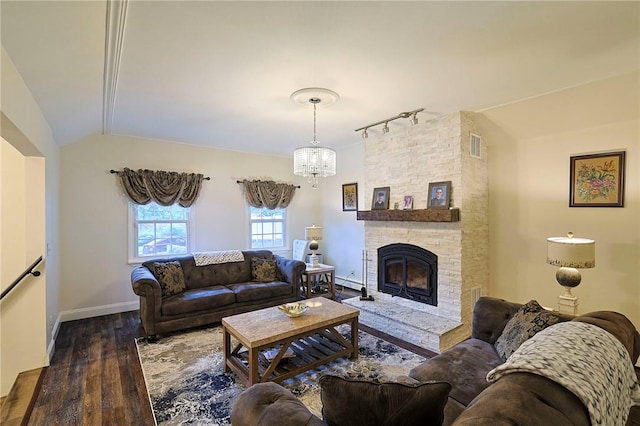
[113,168,205,207]
[240,179,298,209]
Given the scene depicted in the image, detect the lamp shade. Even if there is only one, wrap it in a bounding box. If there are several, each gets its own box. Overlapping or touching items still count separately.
[293,146,337,179]
[305,226,323,241]
[546,235,595,269]
[292,89,338,189]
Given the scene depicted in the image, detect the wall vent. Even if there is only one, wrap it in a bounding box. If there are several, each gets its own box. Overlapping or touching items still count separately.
[471,286,482,308]
[470,133,482,158]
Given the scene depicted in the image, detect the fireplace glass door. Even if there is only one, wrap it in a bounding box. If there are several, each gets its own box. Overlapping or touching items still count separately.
[378,243,437,306]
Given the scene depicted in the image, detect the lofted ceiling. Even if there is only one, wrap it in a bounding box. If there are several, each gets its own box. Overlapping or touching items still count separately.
[1,1,639,157]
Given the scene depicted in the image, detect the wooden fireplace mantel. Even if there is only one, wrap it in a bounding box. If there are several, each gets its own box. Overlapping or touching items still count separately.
[356,208,460,223]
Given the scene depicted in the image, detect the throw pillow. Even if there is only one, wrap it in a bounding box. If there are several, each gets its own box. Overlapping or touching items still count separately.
[319,375,451,426]
[152,261,186,298]
[494,299,560,361]
[251,257,277,282]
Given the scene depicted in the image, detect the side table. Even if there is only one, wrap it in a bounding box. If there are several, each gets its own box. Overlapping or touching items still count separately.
[302,263,336,300]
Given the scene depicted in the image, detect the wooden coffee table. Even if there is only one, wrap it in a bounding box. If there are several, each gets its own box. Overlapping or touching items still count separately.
[222,298,360,386]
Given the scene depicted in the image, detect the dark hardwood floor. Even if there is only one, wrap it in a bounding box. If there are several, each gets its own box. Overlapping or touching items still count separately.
[26,286,434,425]
[29,311,154,425]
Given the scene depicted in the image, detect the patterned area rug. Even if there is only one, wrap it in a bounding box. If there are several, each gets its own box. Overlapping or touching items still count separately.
[136,324,427,425]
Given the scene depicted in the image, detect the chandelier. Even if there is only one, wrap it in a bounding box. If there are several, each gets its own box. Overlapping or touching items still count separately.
[292,88,338,189]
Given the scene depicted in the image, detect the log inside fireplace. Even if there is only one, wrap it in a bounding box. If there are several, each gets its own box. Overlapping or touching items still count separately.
[377,243,437,306]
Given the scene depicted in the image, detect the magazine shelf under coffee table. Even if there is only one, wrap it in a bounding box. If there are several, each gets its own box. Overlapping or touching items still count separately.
[222,298,360,386]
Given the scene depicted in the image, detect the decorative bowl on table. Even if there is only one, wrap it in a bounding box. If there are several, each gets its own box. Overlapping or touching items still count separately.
[278,302,309,318]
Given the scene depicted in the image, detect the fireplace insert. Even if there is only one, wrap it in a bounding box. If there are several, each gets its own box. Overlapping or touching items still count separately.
[378,243,437,306]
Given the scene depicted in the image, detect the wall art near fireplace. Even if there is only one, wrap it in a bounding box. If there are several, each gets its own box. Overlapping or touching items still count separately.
[427,181,451,209]
[342,183,358,211]
[570,151,625,207]
[371,187,390,210]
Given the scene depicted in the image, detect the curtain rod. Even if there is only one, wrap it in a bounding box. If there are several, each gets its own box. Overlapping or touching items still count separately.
[110,169,211,180]
[236,180,300,188]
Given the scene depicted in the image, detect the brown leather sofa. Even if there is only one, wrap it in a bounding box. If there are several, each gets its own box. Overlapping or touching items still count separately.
[230,297,640,425]
[131,250,306,339]
[411,297,640,425]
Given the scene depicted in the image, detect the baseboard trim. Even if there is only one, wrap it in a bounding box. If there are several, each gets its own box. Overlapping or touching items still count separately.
[58,301,139,323]
[46,316,62,363]
[335,276,362,291]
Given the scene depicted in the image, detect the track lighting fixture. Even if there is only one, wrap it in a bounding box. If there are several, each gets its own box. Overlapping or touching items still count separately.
[354,108,427,136]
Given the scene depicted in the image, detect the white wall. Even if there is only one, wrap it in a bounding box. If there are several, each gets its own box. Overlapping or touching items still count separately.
[319,142,365,287]
[479,72,640,326]
[1,47,57,396]
[58,134,321,319]
[0,145,47,396]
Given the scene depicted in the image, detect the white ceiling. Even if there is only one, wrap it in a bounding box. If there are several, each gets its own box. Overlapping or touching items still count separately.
[2,1,639,157]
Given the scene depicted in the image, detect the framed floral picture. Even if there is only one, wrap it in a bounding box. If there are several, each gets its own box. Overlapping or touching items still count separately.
[342,183,358,211]
[371,187,390,210]
[570,151,625,207]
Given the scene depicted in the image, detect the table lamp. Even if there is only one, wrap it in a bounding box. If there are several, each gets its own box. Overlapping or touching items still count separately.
[546,232,595,315]
[305,225,323,267]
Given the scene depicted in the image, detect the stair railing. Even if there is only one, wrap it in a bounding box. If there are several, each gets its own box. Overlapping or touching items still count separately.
[1,256,43,301]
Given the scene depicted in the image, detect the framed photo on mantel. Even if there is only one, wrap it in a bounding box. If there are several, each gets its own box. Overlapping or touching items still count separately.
[427,181,451,209]
[403,195,413,210]
[371,187,390,210]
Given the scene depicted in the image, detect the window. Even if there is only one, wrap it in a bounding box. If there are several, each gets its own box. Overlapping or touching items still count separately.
[130,202,191,261]
[250,206,286,249]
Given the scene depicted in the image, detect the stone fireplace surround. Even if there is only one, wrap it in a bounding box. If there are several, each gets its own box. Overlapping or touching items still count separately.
[343,111,488,353]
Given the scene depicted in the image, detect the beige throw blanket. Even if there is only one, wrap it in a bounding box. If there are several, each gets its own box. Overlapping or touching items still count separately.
[487,321,640,425]
[193,250,244,266]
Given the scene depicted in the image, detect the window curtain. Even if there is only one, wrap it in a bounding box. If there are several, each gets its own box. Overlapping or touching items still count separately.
[114,168,205,207]
[241,179,297,209]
